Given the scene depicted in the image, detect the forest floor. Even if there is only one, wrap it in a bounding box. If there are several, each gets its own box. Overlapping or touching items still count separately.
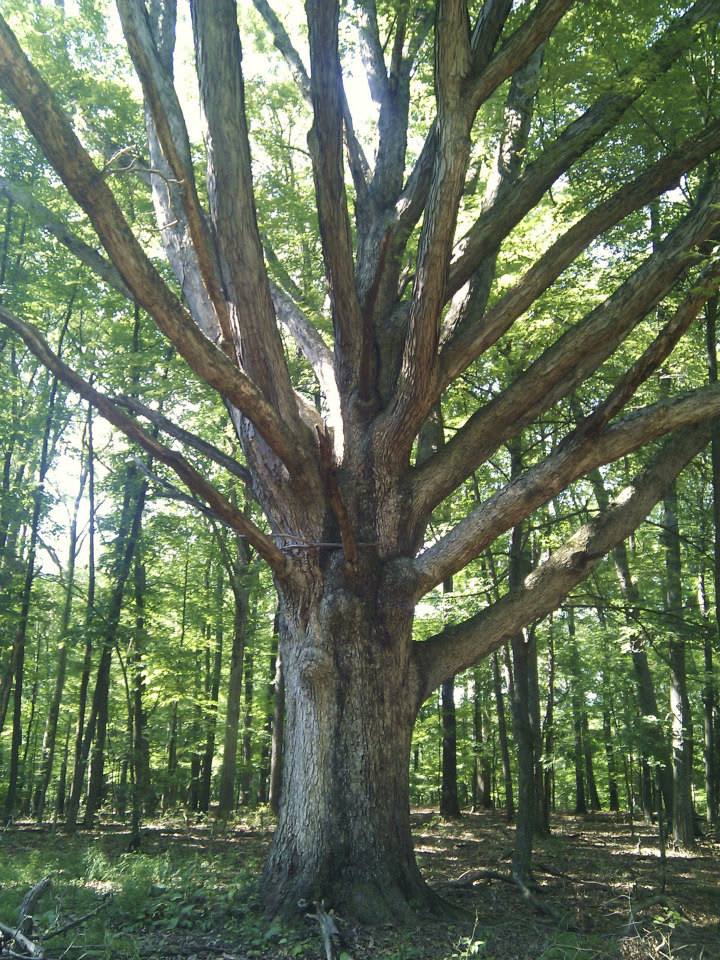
[1,809,718,960]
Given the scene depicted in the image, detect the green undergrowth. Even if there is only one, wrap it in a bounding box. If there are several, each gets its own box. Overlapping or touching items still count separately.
[1,814,717,959]
[0,823,288,959]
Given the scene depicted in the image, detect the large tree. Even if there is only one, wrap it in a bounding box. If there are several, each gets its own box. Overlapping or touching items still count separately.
[1,0,719,920]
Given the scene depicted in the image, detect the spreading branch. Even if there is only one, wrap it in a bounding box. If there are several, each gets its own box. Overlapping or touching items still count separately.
[414,422,713,698]
[440,118,720,385]
[413,181,720,517]
[0,13,307,474]
[0,306,288,573]
[448,0,718,301]
[413,374,720,597]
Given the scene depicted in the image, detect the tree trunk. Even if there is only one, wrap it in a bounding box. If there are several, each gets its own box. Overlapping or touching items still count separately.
[261,572,433,923]
[217,542,251,817]
[589,468,673,815]
[663,477,696,847]
[33,440,86,820]
[492,649,514,821]
[472,666,493,810]
[602,707,620,813]
[163,547,188,811]
[582,711,602,812]
[83,470,147,826]
[705,294,720,827]
[130,542,152,849]
[4,364,62,816]
[66,406,96,829]
[198,563,224,813]
[440,675,461,818]
[240,643,254,807]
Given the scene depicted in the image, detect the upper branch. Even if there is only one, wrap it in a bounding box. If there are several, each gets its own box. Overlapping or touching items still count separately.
[305,0,366,401]
[414,422,712,699]
[0,13,306,472]
[377,0,574,460]
[465,0,573,117]
[190,0,303,431]
[440,118,720,385]
[411,180,720,517]
[116,0,233,346]
[0,305,287,573]
[251,0,370,196]
[448,0,718,301]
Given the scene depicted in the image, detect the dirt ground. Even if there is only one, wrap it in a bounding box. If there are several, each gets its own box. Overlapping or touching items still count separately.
[1,809,718,959]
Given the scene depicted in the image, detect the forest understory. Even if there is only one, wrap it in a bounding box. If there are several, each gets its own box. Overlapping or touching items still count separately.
[1,810,718,960]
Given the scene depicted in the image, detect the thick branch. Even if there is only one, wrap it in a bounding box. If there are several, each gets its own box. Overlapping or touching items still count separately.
[413,181,720,516]
[0,306,287,572]
[413,377,720,597]
[116,0,233,344]
[250,0,370,197]
[448,0,717,300]
[414,423,712,698]
[440,118,720,384]
[377,1,473,455]
[464,0,573,117]
[442,41,545,346]
[0,13,306,472]
[306,0,366,400]
[190,0,302,429]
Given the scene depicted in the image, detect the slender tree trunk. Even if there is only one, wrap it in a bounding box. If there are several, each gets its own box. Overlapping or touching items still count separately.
[20,636,42,813]
[164,547,189,811]
[705,294,720,827]
[240,643,254,807]
[199,563,224,813]
[4,358,66,815]
[663,476,696,848]
[257,625,278,806]
[602,708,620,813]
[55,723,70,821]
[472,666,493,810]
[589,468,673,816]
[542,628,555,827]
[440,675,461,818]
[33,441,87,820]
[66,406,96,829]
[217,541,251,817]
[130,541,152,849]
[567,606,587,815]
[83,470,147,827]
[492,648,514,821]
[582,712,602,811]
